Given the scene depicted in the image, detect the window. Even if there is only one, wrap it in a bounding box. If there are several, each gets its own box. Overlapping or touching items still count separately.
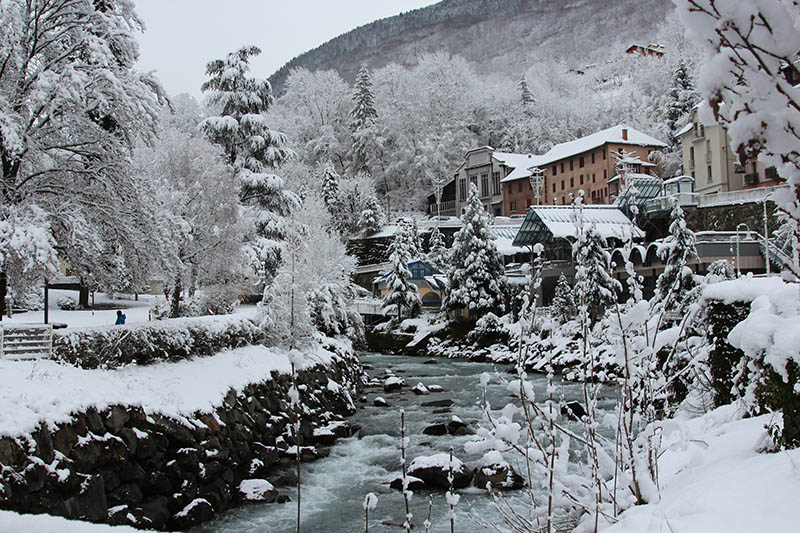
[526,198,532,208]
[591,152,595,164]
[580,174,583,185]
[561,162,564,173]
[579,156,584,168]
[553,165,557,175]
[470,175,477,191]
[492,171,501,195]
[552,183,556,193]
[570,160,574,171]
[603,169,607,179]
[459,178,467,200]
[481,173,489,196]
[561,180,565,190]
[707,165,712,183]
[570,177,574,187]
[510,201,516,211]
[592,173,596,183]
[603,149,606,160]
[518,182,523,193]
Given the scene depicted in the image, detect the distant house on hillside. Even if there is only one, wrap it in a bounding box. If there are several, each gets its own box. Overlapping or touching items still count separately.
[626,43,665,57]
[373,259,447,308]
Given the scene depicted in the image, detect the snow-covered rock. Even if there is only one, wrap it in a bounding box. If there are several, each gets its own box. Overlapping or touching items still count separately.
[407,453,473,489]
[239,479,278,503]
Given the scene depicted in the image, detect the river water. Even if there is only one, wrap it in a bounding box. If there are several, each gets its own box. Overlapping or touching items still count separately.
[194,352,616,533]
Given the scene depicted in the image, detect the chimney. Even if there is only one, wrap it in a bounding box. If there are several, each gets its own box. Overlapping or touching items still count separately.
[622,128,628,141]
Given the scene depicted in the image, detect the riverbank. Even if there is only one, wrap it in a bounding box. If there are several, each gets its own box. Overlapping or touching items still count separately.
[0,337,363,530]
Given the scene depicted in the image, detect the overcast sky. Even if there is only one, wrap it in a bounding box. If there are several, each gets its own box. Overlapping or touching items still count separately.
[134,0,440,99]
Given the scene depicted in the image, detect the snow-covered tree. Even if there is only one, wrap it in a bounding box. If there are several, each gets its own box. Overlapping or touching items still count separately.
[518,76,535,114]
[427,225,448,269]
[0,0,168,312]
[551,273,577,324]
[135,129,245,316]
[654,199,699,315]
[382,224,422,321]
[334,174,383,236]
[408,219,423,259]
[573,223,621,326]
[666,59,698,136]
[201,46,299,287]
[350,65,378,173]
[676,0,800,279]
[445,184,506,320]
[358,193,384,235]
[320,161,340,209]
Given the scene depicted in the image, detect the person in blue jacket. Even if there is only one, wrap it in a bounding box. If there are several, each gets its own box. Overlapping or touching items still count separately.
[115,310,126,325]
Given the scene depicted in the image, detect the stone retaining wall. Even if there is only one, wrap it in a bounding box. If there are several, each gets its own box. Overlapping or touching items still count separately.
[0,346,363,530]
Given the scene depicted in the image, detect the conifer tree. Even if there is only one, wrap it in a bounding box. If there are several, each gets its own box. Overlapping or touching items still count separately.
[382,224,421,321]
[666,59,698,137]
[427,225,448,269]
[320,161,340,209]
[200,46,299,285]
[409,219,423,259]
[445,184,506,320]
[551,273,577,324]
[358,193,384,235]
[573,224,621,325]
[350,65,378,173]
[654,199,699,315]
[518,76,535,115]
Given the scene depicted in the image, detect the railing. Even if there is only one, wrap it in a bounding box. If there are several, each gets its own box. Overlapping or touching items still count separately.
[643,192,698,214]
[353,298,384,316]
[696,184,788,207]
[428,200,457,217]
[0,324,54,360]
[754,232,796,272]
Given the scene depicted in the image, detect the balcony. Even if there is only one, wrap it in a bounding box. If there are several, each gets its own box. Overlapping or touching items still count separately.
[428,200,456,217]
[744,172,760,186]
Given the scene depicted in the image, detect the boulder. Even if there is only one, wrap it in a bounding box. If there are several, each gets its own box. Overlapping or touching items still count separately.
[170,497,215,529]
[446,416,474,436]
[561,401,586,420]
[422,359,438,365]
[473,451,525,491]
[422,423,448,436]
[383,376,405,392]
[411,383,430,395]
[407,453,472,489]
[421,399,453,408]
[239,479,278,503]
[374,397,389,407]
[427,384,445,393]
[389,475,426,491]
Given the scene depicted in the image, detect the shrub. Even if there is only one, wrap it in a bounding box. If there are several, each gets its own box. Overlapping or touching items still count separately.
[467,312,508,346]
[53,315,266,369]
[56,296,78,310]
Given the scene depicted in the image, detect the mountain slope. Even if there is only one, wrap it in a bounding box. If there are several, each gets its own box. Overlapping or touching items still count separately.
[269,0,674,93]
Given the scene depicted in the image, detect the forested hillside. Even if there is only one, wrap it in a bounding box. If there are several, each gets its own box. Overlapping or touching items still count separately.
[269,0,673,95]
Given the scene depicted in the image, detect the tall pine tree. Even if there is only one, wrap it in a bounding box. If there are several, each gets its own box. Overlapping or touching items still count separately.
[200,46,299,286]
[382,224,421,321]
[573,223,621,325]
[320,161,340,209]
[445,184,506,320]
[350,65,378,173]
[654,199,699,315]
[518,76,535,116]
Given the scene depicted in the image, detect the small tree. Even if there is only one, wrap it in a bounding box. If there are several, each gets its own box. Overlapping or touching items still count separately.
[551,273,577,324]
[653,199,699,316]
[320,161,340,209]
[382,224,422,321]
[573,224,621,325]
[445,184,506,320]
[358,193,384,235]
[427,225,448,268]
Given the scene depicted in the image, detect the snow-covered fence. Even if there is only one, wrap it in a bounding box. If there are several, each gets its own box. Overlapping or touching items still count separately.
[0,324,53,360]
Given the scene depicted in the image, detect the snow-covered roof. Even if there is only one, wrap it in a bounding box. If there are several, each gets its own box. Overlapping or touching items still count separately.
[674,122,693,138]
[663,175,694,185]
[499,125,667,183]
[513,205,643,246]
[489,225,527,256]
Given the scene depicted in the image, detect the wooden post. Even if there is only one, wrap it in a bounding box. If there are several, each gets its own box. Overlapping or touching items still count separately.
[44,279,49,324]
[0,270,6,322]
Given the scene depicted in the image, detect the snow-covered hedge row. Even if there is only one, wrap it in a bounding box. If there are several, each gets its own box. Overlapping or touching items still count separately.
[53,315,265,369]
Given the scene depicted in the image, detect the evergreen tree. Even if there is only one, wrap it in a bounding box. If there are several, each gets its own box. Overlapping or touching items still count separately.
[427,225,448,268]
[518,76,535,115]
[573,223,621,325]
[320,161,340,209]
[382,224,421,321]
[200,46,299,286]
[551,273,577,324]
[666,59,698,136]
[358,192,384,235]
[408,219,423,259]
[654,199,699,315]
[445,184,506,320]
[350,65,378,173]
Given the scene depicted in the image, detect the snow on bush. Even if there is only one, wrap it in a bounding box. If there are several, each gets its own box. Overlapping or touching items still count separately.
[56,296,78,310]
[53,315,265,369]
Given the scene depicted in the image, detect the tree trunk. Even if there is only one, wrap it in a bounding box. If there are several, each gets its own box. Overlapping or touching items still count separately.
[79,284,90,309]
[0,270,6,321]
[170,276,182,318]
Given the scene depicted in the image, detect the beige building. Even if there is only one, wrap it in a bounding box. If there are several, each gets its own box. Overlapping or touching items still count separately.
[453,147,532,217]
[677,107,783,194]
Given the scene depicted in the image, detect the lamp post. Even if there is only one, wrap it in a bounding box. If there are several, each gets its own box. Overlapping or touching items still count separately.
[763,195,770,275]
[736,223,750,278]
[432,175,446,219]
[528,166,544,205]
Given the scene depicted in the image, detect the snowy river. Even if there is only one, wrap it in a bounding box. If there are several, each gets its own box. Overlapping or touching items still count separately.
[194,352,616,533]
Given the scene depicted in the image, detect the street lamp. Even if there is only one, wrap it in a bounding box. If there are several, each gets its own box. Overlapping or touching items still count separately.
[432,175,446,219]
[763,194,771,275]
[736,223,750,278]
[528,166,544,205]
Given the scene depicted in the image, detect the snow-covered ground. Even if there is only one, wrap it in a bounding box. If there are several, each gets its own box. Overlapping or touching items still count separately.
[601,404,800,533]
[0,510,139,532]
[0,343,341,438]
[2,289,256,329]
